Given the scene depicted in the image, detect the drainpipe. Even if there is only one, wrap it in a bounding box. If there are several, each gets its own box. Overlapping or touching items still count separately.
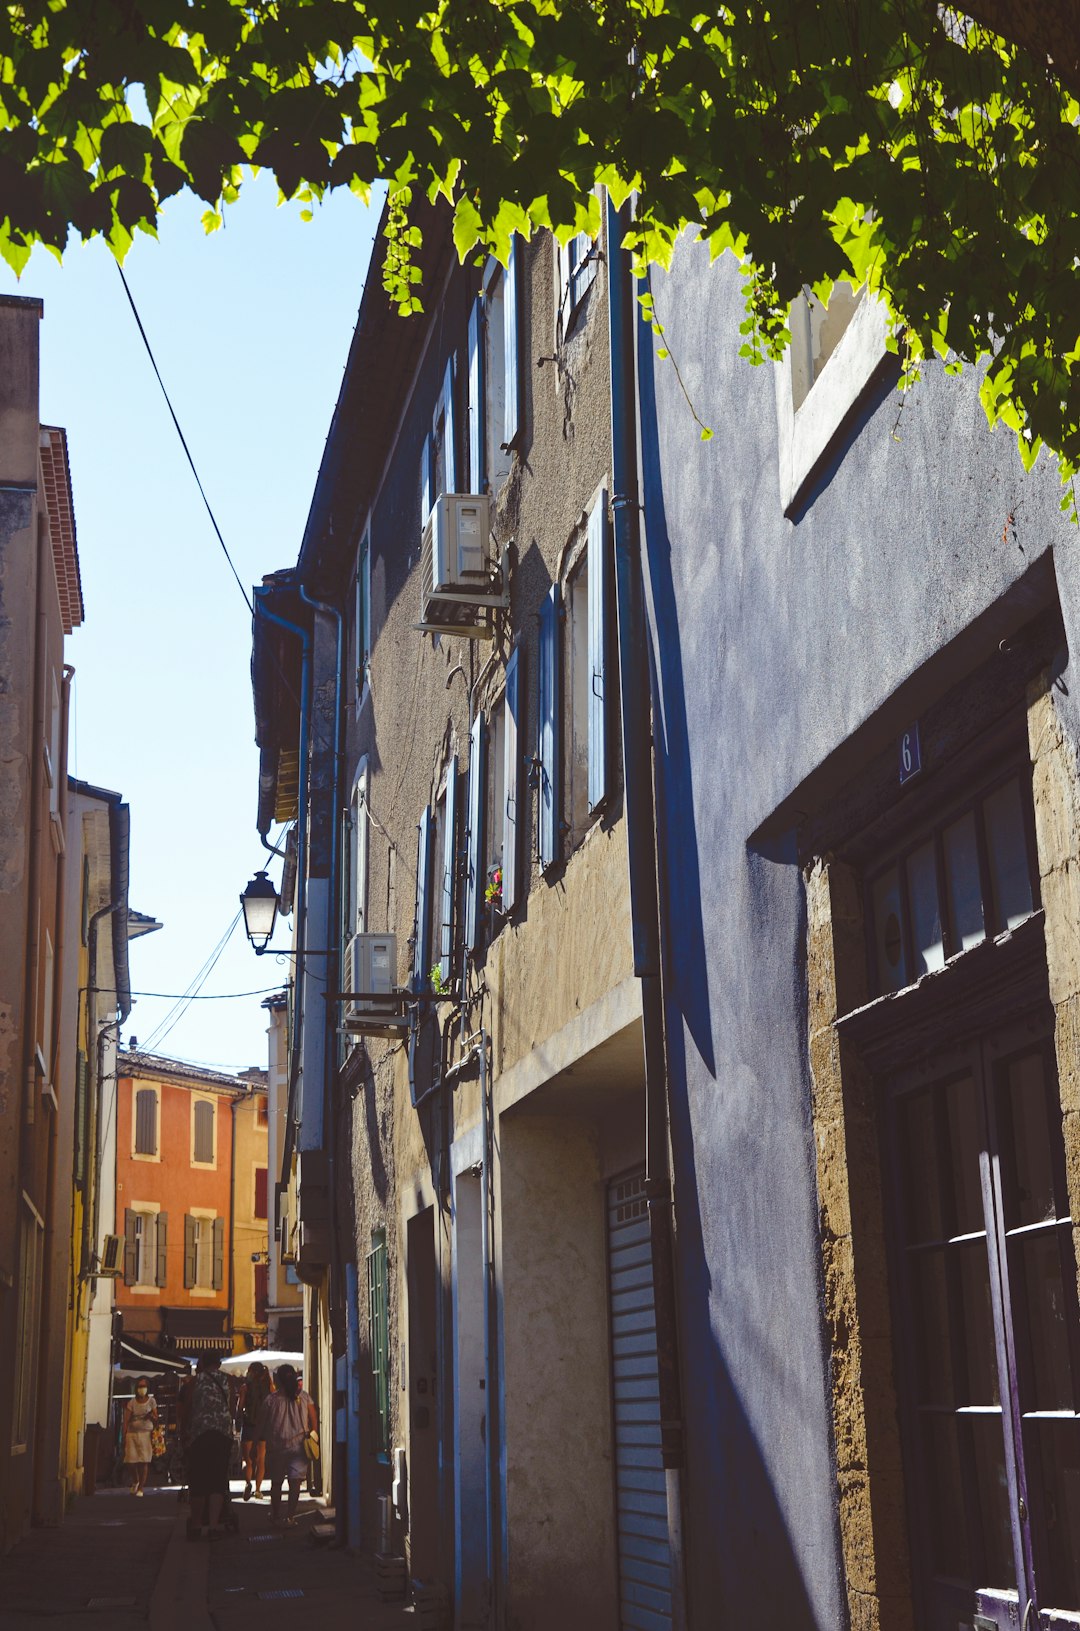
[253,585,312,1187]
[607,191,688,1629]
[228,1091,239,1350]
[297,581,345,1513]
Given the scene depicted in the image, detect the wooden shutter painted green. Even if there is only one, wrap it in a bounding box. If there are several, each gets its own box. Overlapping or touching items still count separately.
[74,1051,88,1188]
[464,713,486,951]
[538,583,561,871]
[468,298,485,494]
[183,1213,196,1288]
[503,237,520,450]
[587,491,610,812]
[503,647,522,911]
[440,766,458,984]
[124,1208,137,1285]
[212,1217,225,1290]
[442,357,457,494]
[367,1231,390,1458]
[155,1213,168,1287]
[413,807,433,991]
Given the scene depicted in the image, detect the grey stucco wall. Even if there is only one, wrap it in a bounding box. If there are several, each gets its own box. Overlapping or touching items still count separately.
[641,236,1080,1628]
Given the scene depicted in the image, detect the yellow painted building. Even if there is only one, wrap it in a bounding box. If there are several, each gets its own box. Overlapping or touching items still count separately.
[231,1071,270,1351]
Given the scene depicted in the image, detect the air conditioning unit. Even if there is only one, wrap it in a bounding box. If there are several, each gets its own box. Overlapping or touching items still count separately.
[97,1234,124,1277]
[344,932,399,1028]
[419,493,507,635]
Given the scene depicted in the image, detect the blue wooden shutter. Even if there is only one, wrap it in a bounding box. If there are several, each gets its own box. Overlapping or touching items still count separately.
[464,714,486,950]
[442,357,457,494]
[538,583,561,871]
[587,491,610,812]
[440,765,458,983]
[503,237,520,450]
[468,298,485,493]
[421,435,432,528]
[503,648,521,911]
[413,806,433,990]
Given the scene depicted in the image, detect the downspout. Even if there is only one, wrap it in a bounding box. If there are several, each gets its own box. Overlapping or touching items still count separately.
[228,1091,239,1349]
[253,585,312,1189]
[606,192,688,1629]
[297,582,345,1512]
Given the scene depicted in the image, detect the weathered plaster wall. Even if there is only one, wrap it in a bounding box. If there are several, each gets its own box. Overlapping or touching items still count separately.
[642,234,1080,1628]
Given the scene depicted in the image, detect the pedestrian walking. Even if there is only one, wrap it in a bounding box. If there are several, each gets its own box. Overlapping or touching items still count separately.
[185,1354,234,1538]
[255,1363,317,1528]
[238,1359,272,1499]
[122,1378,158,1496]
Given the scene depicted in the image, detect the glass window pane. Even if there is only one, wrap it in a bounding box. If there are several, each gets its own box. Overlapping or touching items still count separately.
[999,1051,1058,1228]
[944,1073,985,1237]
[969,1414,1016,1592]
[984,778,1034,932]
[922,1415,972,1581]
[907,841,944,977]
[1025,1420,1080,1610]
[899,1089,944,1243]
[911,1249,955,1405]
[872,866,907,993]
[1011,1228,1076,1411]
[943,811,986,954]
[955,1239,999,1407]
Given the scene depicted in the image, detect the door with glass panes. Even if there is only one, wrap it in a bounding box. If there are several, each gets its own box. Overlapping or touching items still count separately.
[888,1025,1080,1631]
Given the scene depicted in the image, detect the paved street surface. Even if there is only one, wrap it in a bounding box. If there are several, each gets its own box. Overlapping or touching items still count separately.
[0,1482,415,1631]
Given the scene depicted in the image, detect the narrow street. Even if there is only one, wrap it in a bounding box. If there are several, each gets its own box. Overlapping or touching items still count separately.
[0,1482,415,1631]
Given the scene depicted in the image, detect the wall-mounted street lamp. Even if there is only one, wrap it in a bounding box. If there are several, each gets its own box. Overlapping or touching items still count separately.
[240,870,279,954]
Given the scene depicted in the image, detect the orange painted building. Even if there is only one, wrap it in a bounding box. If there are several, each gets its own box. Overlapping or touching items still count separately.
[115,1051,261,1359]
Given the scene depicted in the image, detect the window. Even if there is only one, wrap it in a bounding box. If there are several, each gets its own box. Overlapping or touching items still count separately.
[123,1206,166,1288]
[367,1228,391,1459]
[43,668,61,815]
[554,209,600,347]
[422,358,458,528]
[775,281,890,514]
[354,528,371,708]
[867,771,1037,998]
[255,1167,268,1221]
[257,1095,268,1126]
[412,806,433,992]
[184,1212,224,1291]
[467,256,519,497]
[40,929,54,1081]
[487,695,506,892]
[133,1084,159,1159]
[538,585,561,871]
[346,762,370,944]
[254,1263,269,1324]
[563,488,612,847]
[12,1195,44,1450]
[191,1096,216,1167]
[887,1030,1080,1626]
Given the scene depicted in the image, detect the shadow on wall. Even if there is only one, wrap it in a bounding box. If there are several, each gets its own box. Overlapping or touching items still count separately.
[636,305,838,1629]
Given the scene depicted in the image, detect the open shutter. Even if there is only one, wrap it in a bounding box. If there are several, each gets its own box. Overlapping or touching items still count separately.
[587,491,610,812]
[538,583,561,871]
[441,765,458,984]
[183,1213,196,1289]
[212,1216,225,1290]
[468,298,485,494]
[124,1208,137,1285]
[442,357,457,495]
[155,1212,168,1287]
[464,713,486,951]
[413,806,433,990]
[557,236,572,342]
[503,236,520,450]
[421,436,432,529]
[503,647,522,911]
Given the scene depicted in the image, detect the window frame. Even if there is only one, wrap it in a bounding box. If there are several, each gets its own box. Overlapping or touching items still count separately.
[367,1227,391,1462]
[354,526,371,716]
[190,1093,218,1169]
[131,1082,161,1162]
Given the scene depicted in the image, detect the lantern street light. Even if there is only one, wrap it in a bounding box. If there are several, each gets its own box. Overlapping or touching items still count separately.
[240,870,279,954]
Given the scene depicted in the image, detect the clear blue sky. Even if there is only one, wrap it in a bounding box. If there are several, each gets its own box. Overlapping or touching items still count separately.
[1,176,381,1073]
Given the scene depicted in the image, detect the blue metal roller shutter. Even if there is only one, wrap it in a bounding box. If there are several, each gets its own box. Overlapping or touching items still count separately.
[608,1169,674,1631]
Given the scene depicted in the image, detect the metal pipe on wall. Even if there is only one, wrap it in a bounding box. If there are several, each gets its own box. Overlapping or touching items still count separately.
[606,190,689,1630]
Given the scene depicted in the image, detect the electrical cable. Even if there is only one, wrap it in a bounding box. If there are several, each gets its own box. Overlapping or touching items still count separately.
[92,985,286,1001]
[138,910,242,1054]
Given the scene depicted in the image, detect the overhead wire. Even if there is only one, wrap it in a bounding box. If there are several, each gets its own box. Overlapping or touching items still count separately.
[137,910,242,1054]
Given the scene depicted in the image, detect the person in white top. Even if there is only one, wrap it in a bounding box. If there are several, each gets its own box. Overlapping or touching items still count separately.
[122,1379,158,1496]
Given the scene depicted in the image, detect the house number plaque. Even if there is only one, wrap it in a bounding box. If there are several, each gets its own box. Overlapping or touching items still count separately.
[899,723,922,785]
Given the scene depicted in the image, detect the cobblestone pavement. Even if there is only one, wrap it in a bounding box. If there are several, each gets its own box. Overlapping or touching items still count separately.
[0,1482,417,1631]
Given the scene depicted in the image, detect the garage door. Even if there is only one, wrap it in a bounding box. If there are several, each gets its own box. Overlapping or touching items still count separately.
[608,1169,674,1631]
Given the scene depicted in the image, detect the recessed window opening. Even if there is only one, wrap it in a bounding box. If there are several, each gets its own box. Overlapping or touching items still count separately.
[430,786,447,980]
[867,768,1038,998]
[790,281,866,413]
[484,265,512,486]
[487,696,506,886]
[134,1212,156,1286]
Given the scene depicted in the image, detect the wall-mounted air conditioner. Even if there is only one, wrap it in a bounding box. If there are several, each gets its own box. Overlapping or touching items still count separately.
[418,493,508,635]
[344,932,399,1029]
[97,1234,124,1277]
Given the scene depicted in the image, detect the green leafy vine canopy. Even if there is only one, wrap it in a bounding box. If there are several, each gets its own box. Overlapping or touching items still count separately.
[2,1,1078,500]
